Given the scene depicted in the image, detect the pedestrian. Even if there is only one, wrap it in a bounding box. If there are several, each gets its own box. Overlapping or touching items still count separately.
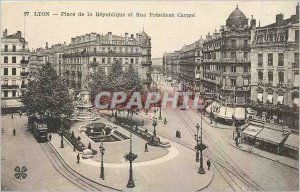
[207,159,211,170]
[142,120,144,126]
[13,129,16,136]
[178,131,181,138]
[164,118,167,125]
[77,153,80,164]
[73,145,76,152]
[176,130,178,138]
[144,143,148,152]
[49,134,52,141]
[11,113,14,119]
[19,111,22,118]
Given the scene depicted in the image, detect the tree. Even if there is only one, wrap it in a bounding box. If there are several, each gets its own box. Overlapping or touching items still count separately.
[22,62,74,129]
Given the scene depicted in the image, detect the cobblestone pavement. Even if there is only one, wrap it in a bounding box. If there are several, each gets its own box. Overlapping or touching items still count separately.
[1,115,80,191]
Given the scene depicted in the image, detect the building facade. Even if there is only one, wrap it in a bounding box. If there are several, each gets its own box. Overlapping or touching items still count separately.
[250,5,299,129]
[1,29,30,113]
[163,51,180,84]
[201,6,254,111]
[179,37,203,92]
[61,31,152,95]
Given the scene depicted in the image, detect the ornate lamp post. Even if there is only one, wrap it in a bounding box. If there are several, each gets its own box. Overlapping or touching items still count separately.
[196,113,206,174]
[159,102,162,120]
[152,118,158,137]
[99,142,105,180]
[124,132,138,188]
[194,123,200,162]
[60,115,66,148]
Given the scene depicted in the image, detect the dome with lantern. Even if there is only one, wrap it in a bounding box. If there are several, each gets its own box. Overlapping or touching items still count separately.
[226,5,248,28]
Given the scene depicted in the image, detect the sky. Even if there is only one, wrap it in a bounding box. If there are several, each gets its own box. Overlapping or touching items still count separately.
[1,0,298,58]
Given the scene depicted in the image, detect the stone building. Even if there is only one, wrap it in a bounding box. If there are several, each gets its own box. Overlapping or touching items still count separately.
[62,31,152,95]
[179,37,204,91]
[201,6,255,122]
[250,5,299,129]
[163,51,180,84]
[1,29,30,113]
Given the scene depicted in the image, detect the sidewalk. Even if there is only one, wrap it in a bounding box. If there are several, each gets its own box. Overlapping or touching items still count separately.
[229,142,299,170]
[49,121,214,191]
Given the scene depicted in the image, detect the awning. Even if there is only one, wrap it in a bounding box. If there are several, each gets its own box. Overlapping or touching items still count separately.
[257,93,263,102]
[242,125,263,138]
[277,96,284,104]
[206,101,220,113]
[284,134,299,151]
[235,108,246,120]
[294,98,300,107]
[267,94,273,103]
[1,99,23,108]
[217,106,233,120]
[256,128,288,145]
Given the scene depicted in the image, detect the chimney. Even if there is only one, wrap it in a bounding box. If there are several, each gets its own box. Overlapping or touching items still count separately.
[3,29,7,38]
[276,13,284,23]
[64,42,66,46]
[131,34,134,38]
[71,38,75,44]
[96,34,100,41]
[250,15,256,28]
[108,32,112,36]
[16,31,22,38]
[297,3,299,16]
[125,32,128,41]
[46,42,48,49]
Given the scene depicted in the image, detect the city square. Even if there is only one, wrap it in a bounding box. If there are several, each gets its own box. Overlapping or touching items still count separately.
[1,1,299,191]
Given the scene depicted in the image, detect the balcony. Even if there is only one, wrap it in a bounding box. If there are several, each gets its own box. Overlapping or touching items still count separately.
[228,72,239,78]
[89,62,99,67]
[142,61,152,66]
[20,72,29,76]
[221,58,250,63]
[21,84,28,88]
[20,59,29,65]
[277,82,292,88]
[2,85,19,89]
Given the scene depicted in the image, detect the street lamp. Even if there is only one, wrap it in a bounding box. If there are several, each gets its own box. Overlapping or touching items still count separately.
[124,132,138,188]
[194,123,200,162]
[159,102,162,120]
[99,142,105,180]
[60,116,65,148]
[152,118,158,138]
[195,113,206,174]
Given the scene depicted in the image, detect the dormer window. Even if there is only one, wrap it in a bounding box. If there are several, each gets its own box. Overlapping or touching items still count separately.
[278,33,285,42]
[257,36,264,44]
[267,34,275,43]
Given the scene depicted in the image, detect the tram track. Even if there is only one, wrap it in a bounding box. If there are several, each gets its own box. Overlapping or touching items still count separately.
[40,142,121,192]
[170,108,263,191]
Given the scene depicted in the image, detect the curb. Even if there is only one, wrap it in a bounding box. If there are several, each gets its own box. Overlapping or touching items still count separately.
[196,165,214,191]
[229,142,299,170]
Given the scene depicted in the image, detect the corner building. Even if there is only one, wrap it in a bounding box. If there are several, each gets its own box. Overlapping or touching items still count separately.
[250,5,299,129]
[1,29,30,113]
[62,31,152,95]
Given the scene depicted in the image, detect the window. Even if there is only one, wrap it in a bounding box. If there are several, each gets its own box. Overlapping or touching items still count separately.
[267,34,274,42]
[231,79,236,87]
[278,71,284,84]
[4,45,8,52]
[258,54,263,66]
[130,48,133,53]
[12,90,16,97]
[268,71,273,84]
[125,47,128,53]
[4,56,8,63]
[257,36,264,44]
[119,58,123,64]
[135,58,138,64]
[243,52,248,59]
[119,47,122,53]
[278,53,284,66]
[258,71,263,81]
[294,52,299,64]
[12,57,16,63]
[13,45,16,52]
[268,53,273,66]
[4,91,8,97]
[295,30,299,42]
[93,58,96,63]
[102,47,105,52]
[244,66,248,73]
[231,66,236,72]
[231,52,236,58]
[243,78,249,86]
[4,68,8,75]
[12,68,16,75]
[244,39,248,47]
[108,58,111,64]
[4,80,8,85]
[278,33,285,42]
[130,58,134,64]
[231,40,236,48]
[94,47,97,53]
[102,58,105,63]
[22,44,25,49]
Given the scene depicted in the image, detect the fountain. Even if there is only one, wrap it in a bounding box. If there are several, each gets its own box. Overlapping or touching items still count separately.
[70,90,100,121]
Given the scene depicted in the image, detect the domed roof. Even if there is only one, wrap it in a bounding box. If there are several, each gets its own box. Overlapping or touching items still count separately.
[226,5,248,27]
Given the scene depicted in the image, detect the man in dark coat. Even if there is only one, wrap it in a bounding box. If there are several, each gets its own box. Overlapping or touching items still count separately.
[13,129,16,136]
[144,143,148,152]
[49,134,52,141]
[77,153,80,164]
[207,159,211,170]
